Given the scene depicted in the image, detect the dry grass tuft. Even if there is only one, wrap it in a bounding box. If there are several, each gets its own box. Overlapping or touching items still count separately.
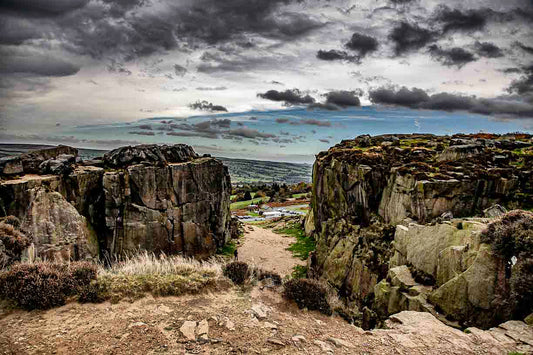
[95,252,225,303]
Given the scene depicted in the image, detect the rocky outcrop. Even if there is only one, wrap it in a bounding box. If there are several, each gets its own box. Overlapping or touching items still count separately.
[0,146,78,176]
[0,144,231,261]
[308,133,533,328]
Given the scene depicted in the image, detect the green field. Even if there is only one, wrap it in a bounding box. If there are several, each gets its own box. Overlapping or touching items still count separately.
[230,196,270,210]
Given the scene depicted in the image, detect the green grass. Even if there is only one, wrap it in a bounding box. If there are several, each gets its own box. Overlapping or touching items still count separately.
[291,193,308,199]
[275,223,315,260]
[230,196,270,210]
[291,265,307,279]
[217,240,237,257]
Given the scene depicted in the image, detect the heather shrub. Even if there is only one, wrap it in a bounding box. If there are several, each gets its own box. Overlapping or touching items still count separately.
[510,258,533,319]
[223,261,249,285]
[0,222,31,268]
[481,210,533,259]
[282,278,332,315]
[0,262,97,309]
[0,263,67,309]
[3,216,21,229]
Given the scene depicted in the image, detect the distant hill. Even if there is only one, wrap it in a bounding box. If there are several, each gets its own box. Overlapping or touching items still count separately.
[0,144,312,184]
[218,157,312,184]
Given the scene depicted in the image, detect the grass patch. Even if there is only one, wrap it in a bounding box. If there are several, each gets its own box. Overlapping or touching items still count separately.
[217,240,237,257]
[291,265,307,279]
[230,196,270,210]
[275,222,315,260]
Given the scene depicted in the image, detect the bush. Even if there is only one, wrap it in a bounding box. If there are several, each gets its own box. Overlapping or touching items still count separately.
[3,216,21,229]
[510,258,533,319]
[0,263,67,309]
[0,262,97,310]
[481,210,533,259]
[0,222,31,268]
[282,278,332,315]
[223,261,249,285]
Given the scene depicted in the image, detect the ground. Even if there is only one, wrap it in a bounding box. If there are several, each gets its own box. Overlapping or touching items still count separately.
[0,224,530,354]
[237,225,305,277]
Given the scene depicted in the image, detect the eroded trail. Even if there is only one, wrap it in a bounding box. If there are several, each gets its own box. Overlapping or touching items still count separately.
[237,225,305,277]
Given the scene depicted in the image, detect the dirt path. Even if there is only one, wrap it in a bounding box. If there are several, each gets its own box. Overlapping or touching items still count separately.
[237,225,305,277]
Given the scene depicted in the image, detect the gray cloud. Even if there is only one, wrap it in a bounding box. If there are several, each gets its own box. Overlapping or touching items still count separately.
[325,90,361,107]
[432,5,490,34]
[189,100,228,112]
[428,45,477,67]
[316,49,359,63]
[0,48,80,76]
[257,89,315,105]
[389,22,436,56]
[196,86,227,91]
[173,64,187,77]
[369,86,533,118]
[129,131,155,136]
[515,42,533,55]
[475,41,504,58]
[0,0,89,17]
[345,33,379,57]
[225,127,276,139]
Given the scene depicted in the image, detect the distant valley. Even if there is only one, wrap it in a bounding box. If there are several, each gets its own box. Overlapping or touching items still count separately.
[0,143,311,184]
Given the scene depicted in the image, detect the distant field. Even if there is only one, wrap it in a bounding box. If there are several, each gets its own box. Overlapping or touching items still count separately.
[219,157,312,184]
[0,144,312,184]
[230,196,270,210]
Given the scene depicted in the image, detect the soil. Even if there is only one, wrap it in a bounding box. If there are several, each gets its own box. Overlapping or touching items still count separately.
[0,285,529,354]
[237,225,305,277]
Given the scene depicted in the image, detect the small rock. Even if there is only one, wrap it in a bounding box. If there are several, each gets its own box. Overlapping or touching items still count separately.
[314,340,334,353]
[327,337,353,348]
[197,319,209,340]
[128,322,146,328]
[180,321,197,341]
[267,338,285,346]
[292,335,306,343]
[224,319,235,331]
[251,304,268,320]
[263,322,277,330]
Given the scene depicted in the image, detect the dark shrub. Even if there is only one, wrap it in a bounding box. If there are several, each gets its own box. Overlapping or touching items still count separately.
[510,258,533,319]
[0,261,99,309]
[0,222,31,267]
[282,278,332,315]
[78,281,104,303]
[3,216,21,229]
[223,261,249,284]
[481,210,533,259]
[0,263,66,309]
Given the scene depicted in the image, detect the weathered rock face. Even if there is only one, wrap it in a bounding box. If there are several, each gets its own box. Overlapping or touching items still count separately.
[308,133,533,328]
[0,144,231,261]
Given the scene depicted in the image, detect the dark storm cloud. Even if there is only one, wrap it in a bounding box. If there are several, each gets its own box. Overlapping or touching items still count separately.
[257,89,315,105]
[189,100,228,112]
[389,22,436,56]
[274,117,331,126]
[507,65,533,98]
[0,49,80,77]
[345,33,379,57]
[369,86,533,117]
[515,42,533,55]
[474,42,504,58]
[307,102,340,111]
[275,118,290,123]
[64,0,321,61]
[0,0,89,17]
[428,45,476,67]
[325,91,361,107]
[432,5,489,34]
[316,49,359,63]
[319,139,330,143]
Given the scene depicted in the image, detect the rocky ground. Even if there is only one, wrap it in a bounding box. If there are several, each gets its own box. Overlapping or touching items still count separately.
[1,285,531,355]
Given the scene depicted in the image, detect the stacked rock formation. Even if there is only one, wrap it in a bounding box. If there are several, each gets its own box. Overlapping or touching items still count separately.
[307,133,533,329]
[0,144,231,261]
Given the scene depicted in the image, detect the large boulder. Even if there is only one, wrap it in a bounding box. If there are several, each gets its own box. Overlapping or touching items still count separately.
[0,144,231,261]
[102,144,198,168]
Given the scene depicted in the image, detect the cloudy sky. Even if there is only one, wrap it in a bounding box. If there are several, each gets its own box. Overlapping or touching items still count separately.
[1,0,532,161]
